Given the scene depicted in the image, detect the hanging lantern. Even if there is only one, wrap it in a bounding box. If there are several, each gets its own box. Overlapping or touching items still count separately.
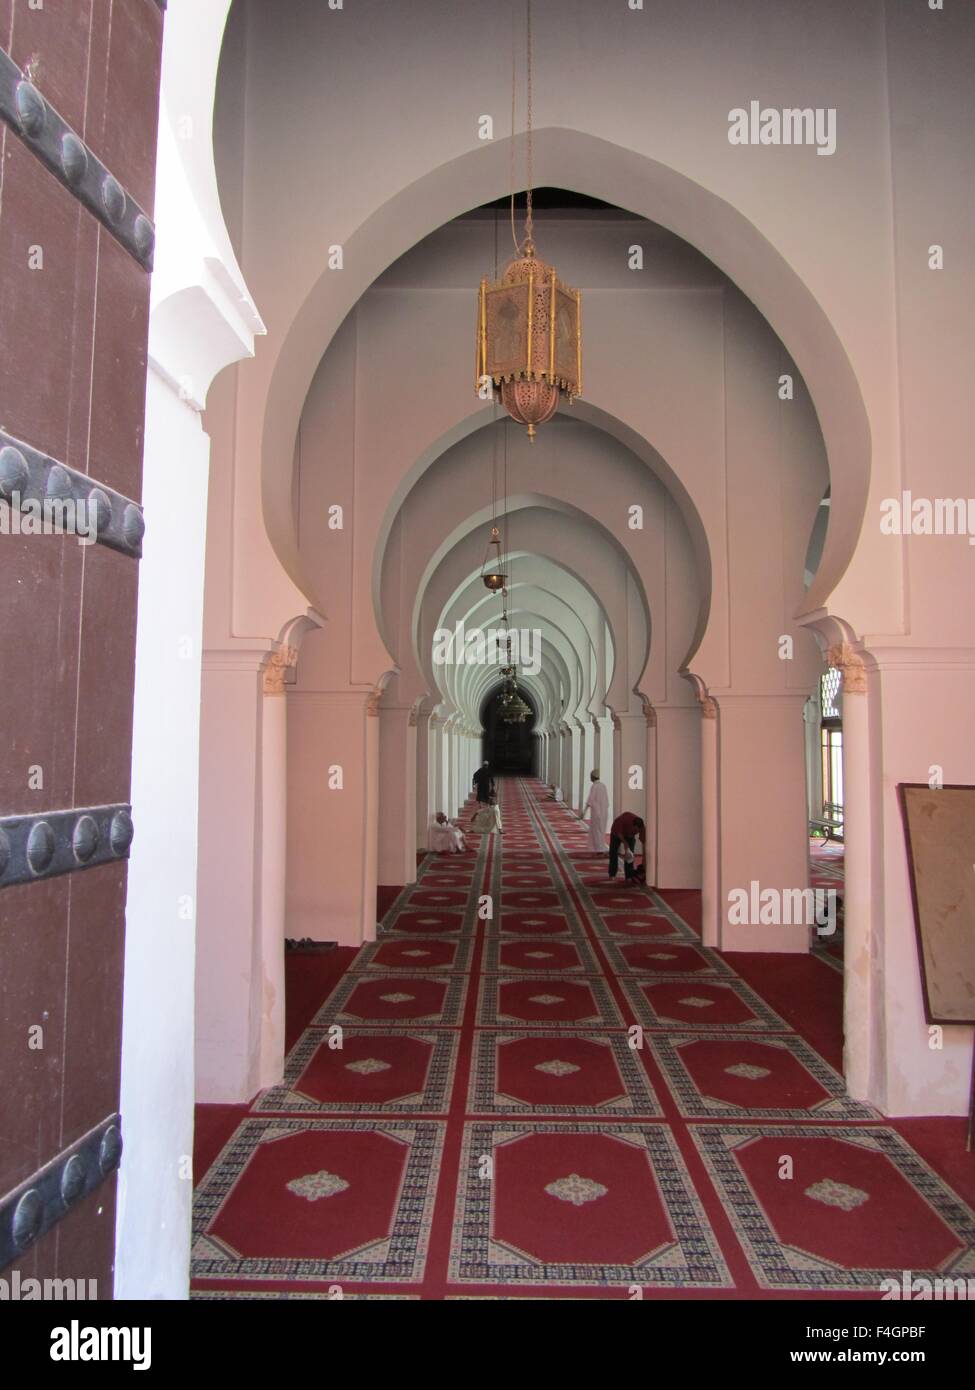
[481,525,507,591]
[500,689,532,724]
[476,243,581,443]
[473,0,581,443]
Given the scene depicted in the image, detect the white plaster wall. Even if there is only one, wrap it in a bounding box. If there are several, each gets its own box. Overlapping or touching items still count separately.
[116,0,265,1295]
[115,373,208,1300]
[196,652,266,1101]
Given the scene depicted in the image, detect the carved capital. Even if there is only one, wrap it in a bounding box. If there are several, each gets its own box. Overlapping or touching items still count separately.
[826,642,867,694]
[366,690,382,717]
[698,695,718,720]
[641,699,657,728]
[262,644,298,695]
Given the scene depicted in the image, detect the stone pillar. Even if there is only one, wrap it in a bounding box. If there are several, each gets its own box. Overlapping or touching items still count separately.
[830,645,874,1105]
[803,691,822,823]
[428,715,444,823]
[378,704,418,887]
[285,687,379,949]
[595,713,615,814]
[581,719,596,810]
[570,722,585,812]
[363,693,380,942]
[717,692,810,953]
[613,709,648,826]
[698,694,720,949]
[415,709,430,857]
[196,646,273,1102]
[560,725,572,801]
[258,653,289,1092]
[451,724,464,816]
[655,704,701,890]
[456,727,468,812]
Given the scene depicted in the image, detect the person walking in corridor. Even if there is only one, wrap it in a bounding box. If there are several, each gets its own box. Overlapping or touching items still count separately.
[582,769,609,854]
[472,761,495,804]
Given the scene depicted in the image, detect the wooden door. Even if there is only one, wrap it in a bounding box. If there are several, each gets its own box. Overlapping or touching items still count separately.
[0,0,164,1297]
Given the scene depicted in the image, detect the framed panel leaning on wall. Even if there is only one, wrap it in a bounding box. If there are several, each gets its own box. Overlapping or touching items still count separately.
[898,783,975,1025]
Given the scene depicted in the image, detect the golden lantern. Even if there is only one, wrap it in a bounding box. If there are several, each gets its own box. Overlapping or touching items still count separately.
[474,0,581,442]
[476,245,581,442]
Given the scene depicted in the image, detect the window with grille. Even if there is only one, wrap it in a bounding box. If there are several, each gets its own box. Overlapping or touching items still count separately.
[821,666,841,719]
[819,666,843,836]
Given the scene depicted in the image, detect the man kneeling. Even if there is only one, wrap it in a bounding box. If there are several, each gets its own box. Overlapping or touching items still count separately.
[471,795,503,836]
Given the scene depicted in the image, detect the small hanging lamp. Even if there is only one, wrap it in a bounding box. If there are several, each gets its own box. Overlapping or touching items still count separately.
[481,525,507,592]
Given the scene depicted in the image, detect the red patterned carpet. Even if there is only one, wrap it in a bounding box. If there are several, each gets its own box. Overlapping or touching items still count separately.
[191,778,975,1300]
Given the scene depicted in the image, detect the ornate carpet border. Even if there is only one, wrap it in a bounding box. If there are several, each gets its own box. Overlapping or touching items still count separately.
[467,1029,663,1116]
[689,1122,975,1292]
[649,1032,878,1120]
[309,971,469,1029]
[448,1120,733,1288]
[477,971,625,1030]
[349,934,476,974]
[191,1118,445,1284]
[482,932,602,975]
[622,975,793,1033]
[253,1027,458,1114]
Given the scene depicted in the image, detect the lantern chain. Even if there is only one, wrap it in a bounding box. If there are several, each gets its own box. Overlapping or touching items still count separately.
[525,0,534,250]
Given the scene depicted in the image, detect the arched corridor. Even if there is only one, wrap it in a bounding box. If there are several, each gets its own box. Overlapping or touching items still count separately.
[3,0,971,1322]
[192,777,975,1296]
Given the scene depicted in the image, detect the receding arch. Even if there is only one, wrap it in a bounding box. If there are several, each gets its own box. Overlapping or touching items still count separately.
[259,127,870,628]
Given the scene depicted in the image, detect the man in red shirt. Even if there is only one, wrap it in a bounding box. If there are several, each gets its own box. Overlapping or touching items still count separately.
[609,811,645,883]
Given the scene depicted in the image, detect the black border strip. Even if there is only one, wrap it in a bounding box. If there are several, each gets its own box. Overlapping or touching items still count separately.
[0,429,144,558]
[0,803,134,890]
[0,1115,122,1271]
[0,47,155,270]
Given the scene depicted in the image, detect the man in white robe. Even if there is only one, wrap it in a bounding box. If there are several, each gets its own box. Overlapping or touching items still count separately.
[430,812,467,853]
[429,813,452,853]
[470,797,503,835]
[582,769,609,854]
[445,815,467,853]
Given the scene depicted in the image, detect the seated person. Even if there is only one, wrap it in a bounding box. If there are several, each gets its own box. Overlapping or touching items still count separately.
[428,813,453,853]
[429,812,465,853]
[470,795,503,835]
[440,812,466,853]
